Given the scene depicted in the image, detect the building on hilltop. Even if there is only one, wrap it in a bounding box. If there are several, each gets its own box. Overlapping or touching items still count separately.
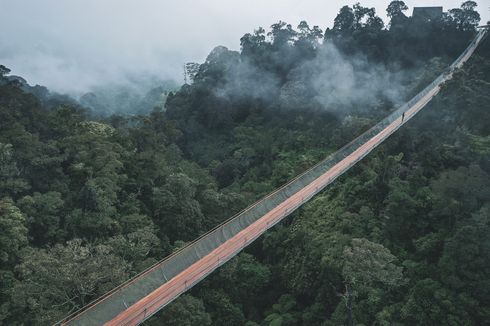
[412,7,443,22]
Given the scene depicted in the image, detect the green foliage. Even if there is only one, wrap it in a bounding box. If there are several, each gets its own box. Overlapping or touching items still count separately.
[431,165,490,224]
[18,191,65,245]
[448,1,481,32]
[150,295,211,326]
[211,253,271,309]
[6,239,130,325]
[0,65,10,77]
[386,1,408,19]
[0,198,28,267]
[199,289,246,326]
[341,238,403,325]
[264,294,299,326]
[0,2,488,325]
[151,173,205,242]
[105,226,160,268]
[342,238,403,289]
[0,143,29,197]
[399,278,471,325]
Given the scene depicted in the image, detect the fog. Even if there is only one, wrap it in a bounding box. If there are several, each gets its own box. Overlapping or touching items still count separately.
[0,0,487,95]
[208,43,417,116]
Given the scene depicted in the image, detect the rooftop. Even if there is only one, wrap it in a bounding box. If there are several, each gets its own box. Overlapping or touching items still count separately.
[413,7,443,21]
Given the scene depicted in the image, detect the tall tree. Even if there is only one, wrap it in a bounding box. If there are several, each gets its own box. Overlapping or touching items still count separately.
[8,240,130,324]
[0,198,28,268]
[332,6,355,33]
[449,1,481,31]
[386,1,408,29]
[0,143,29,197]
[386,0,408,18]
[149,295,211,326]
[18,191,65,245]
[0,65,10,78]
[342,238,403,326]
[185,62,200,84]
[268,21,297,48]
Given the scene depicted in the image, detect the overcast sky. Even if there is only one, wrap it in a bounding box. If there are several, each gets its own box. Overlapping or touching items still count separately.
[0,0,488,94]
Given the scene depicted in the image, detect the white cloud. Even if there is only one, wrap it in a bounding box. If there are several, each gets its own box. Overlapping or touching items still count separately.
[0,0,487,94]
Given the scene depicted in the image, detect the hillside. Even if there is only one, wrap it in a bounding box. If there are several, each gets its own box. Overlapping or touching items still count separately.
[0,1,488,325]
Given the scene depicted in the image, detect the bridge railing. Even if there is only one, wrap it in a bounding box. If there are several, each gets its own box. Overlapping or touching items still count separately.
[59,29,487,326]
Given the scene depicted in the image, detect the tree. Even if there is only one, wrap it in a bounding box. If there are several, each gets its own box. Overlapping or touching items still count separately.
[460,1,481,30]
[263,294,299,326]
[430,164,490,226]
[0,6,488,325]
[386,1,408,18]
[297,21,323,43]
[449,1,481,31]
[198,290,246,326]
[353,3,374,30]
[185,62,200,84]
[18,191,65,245]
[400,279,471,324]
[333,6,355,33]
[61,123,127,239]
[0,197,27,320]
[240,27,267,58]
[212,253,271,308]
[268,21,297,47]
[0,143,29,197]
[332,3,383,33]
[8,240,130,324]
[366,12,385,31]
[436,206,490,323]
[150,295,211,326]
[151,173,205,242]
[196,46,240,84]
[0,65,10,78]
[106,226,160,268]
[461,0,478,11]
[383,178,425,245]
[0,198,28,268]
[342,238,403,326]
[386,1,408,29]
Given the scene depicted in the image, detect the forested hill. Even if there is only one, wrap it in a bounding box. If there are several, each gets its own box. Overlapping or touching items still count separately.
[0,1,488,325]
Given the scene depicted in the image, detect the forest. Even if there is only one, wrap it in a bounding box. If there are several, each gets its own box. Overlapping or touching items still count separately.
[0,1,488,325]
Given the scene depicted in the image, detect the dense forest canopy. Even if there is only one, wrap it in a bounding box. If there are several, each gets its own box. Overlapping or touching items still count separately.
[0,1,488,325]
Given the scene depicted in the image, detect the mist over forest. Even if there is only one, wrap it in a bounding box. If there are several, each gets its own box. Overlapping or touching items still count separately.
[0,1,489,325]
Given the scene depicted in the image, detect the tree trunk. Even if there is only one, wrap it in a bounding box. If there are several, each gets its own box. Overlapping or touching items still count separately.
[346,284,353,326]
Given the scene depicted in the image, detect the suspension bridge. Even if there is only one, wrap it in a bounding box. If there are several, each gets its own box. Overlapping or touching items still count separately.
[58,28,487,326]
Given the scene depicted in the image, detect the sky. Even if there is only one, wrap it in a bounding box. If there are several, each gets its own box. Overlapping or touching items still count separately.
[0,0,488,94]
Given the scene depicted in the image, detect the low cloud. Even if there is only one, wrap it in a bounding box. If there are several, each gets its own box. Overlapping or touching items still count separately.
[309,44,409,111]
[0,0,486,95]
[210,43,414,114]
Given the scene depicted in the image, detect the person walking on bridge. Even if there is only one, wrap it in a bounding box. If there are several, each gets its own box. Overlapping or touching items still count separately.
[402,112,405,123]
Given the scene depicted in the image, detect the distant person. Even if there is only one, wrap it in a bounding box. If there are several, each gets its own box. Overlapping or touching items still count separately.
[402,112,405,123]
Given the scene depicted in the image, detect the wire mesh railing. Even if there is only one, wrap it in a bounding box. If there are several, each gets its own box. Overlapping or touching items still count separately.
[59,28,487,326]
